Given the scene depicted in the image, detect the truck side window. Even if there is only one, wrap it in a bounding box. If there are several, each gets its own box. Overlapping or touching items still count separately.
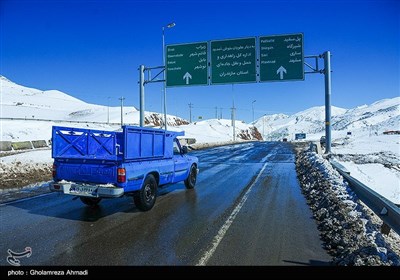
[173,140,181,155]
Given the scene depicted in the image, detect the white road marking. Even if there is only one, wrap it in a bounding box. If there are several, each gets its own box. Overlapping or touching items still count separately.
[0,192,54,206]
[196,161,269,266]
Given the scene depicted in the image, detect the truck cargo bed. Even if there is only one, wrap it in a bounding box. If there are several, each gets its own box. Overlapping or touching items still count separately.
[52,126,183,162]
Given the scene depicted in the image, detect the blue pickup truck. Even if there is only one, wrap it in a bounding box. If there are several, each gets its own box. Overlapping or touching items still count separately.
[50,125,199,211]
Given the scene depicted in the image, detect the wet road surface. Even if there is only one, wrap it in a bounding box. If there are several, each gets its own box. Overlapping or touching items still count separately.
[0,142,331,265]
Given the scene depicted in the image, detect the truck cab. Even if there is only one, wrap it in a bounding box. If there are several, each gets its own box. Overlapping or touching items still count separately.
[50,125,199,211]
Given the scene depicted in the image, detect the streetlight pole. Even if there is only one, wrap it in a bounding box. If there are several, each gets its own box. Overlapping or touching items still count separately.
[252,100,256,123]
[162,22,176,130]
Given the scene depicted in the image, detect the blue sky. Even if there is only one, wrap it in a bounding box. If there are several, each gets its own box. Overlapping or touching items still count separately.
[1,0,399,122]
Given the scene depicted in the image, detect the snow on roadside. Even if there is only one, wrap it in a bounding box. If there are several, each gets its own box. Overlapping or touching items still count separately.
[336,162,400,205]
[332,133,400,155]
[0,150,52,190]
[331,133,400,205]
[1,149,52,164]
[296,149,400,265]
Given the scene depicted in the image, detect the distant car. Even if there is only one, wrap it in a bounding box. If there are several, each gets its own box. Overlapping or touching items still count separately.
[283,138,288,142]
[320,136,326,146]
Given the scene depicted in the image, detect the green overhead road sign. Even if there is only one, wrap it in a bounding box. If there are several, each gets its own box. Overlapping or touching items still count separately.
[259,33,304,82]
[211,38,256,84]
[166,42,208,87]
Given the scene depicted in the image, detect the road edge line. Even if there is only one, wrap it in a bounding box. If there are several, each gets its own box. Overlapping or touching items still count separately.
[0,192,54,206]
[196,161,269,266]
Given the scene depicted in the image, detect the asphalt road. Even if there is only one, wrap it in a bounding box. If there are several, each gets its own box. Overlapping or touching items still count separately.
[0,142,331,266]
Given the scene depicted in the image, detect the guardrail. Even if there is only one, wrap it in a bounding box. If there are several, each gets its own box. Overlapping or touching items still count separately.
[0,117,135,126]
[0,139,51,152]
[330,160,400,235]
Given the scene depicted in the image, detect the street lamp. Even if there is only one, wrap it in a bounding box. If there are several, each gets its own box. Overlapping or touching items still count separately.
[252,100,256,122]
[162,22,176,130]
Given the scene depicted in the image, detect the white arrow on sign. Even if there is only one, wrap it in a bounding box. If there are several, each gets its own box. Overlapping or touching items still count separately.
[183,72,192,84]
[276,66,287,80]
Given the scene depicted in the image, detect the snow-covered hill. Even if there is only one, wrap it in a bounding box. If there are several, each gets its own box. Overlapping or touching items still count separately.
[253,97,399,141]
[0,75,190,126]
[0,76,261,143]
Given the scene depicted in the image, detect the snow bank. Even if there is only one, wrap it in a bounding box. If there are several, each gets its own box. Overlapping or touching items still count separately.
[335,162,400,205]
[0,150,52,190]
[296,149,400,265]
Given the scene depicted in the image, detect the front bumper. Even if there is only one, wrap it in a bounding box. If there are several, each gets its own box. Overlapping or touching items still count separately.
[50,182,124,198]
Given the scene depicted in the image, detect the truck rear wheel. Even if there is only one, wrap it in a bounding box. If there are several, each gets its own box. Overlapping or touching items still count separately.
[184,164,197,189]
[134,174,157,211]
[80,197,102,206]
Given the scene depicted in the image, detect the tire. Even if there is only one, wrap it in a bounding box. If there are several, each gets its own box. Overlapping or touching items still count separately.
[184,164,197,189]
[134,174,158,211]
[80,197,102,206]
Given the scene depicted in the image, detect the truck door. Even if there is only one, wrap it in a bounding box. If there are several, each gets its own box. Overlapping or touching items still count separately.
[172,139,188,183]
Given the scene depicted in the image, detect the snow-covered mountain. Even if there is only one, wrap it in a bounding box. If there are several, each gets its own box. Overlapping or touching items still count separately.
[0,76,261,142]
[253,105,347,140]
[253,97,399,141]
[332,98,400,131]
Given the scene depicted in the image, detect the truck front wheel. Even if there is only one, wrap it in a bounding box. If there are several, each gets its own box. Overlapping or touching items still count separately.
[80,197,102,206]
[184,164,197,189]
[134,174,158,211]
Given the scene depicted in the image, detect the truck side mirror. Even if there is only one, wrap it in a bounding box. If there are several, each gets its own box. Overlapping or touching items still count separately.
[182,146,188,154]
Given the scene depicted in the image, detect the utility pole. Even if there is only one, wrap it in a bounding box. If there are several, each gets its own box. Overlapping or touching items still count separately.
[252,100,256,122]
[231,84,236,141]
[215,106,218,119]
[119,96,125,126]
[107,97,111,124]
[231,104,236,141]
[188,103,193,123]
[219,107,223,120]
[262,115,265,140]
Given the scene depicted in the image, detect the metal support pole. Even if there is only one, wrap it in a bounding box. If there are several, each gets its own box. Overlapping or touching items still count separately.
[324,51,332,153]
[139,65,145,127]
[119,96,125,126]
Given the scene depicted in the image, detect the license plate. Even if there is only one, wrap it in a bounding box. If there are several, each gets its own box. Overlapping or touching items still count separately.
[68,185,98,196]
